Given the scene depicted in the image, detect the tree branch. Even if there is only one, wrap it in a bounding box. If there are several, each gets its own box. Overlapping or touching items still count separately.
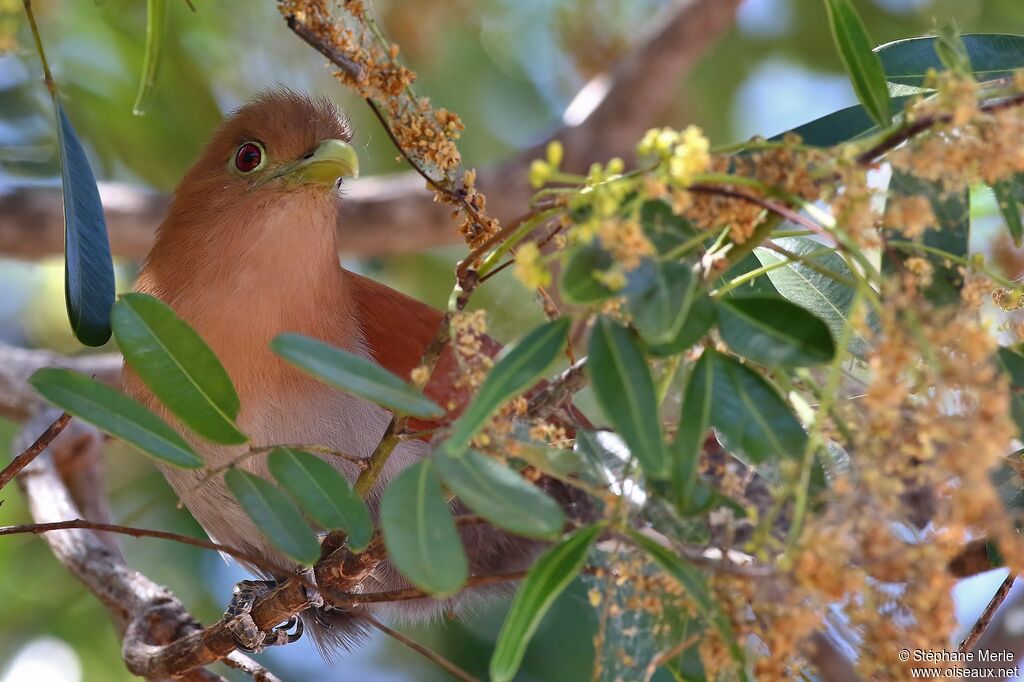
[0,0,741,261]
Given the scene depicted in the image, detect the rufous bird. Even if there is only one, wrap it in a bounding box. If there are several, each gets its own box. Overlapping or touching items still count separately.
[124,89,579,656]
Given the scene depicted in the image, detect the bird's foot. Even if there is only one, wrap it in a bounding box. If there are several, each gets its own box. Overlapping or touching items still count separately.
[223,579,304,653]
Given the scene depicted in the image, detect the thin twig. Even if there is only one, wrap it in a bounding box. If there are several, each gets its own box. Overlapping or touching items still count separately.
[958,572,1015,652]
[360,614,481,682]
[0,411,70,490]
[688,183,826,238]
[524,358,588,421]
[221,651,282,682]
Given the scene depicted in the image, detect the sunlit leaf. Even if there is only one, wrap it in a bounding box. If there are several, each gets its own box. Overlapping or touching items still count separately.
[823,0,891,128]
[380,460,467,596]
[268,448,373,552]
[271,333,443,419]
[225,468,321,565]
[112,293,246,445]
[29,368,202,469]
[435,449,565,539]
[490,524,602,682]
[132,0,169,115]
[56,102,115,347]
[588,317,668,478]
[436,318,569,459]
[717,296,835,367]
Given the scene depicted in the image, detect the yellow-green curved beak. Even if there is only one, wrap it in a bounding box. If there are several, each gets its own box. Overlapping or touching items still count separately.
[285,139,359,185]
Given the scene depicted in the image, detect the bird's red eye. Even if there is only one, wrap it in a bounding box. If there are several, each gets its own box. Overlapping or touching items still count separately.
[234,142,263,173]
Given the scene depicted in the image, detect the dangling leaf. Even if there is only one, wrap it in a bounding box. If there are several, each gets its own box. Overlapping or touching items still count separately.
[380,460,468,596]
[490,524,602,682]
[717,296,835,367]
[823,0,891,128]
[112,293,246,445]
[271,333,443,419]
[132,0,170,115]
[268,448,373,552]
[225,468,321,565]
[436,318,569,459]
[587,317,668,479]
[56,103,115,347]
[435,449,565,539]
[29,368,202,469]
[674,353,713,513]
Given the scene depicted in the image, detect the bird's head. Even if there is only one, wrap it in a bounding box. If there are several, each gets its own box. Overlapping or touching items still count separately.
[159,88,358,256]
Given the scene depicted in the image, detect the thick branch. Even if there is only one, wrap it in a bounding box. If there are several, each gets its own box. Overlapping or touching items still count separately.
[0,0,740,261]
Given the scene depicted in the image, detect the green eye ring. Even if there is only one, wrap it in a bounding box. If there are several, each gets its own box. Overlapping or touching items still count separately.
[232,141,267,174]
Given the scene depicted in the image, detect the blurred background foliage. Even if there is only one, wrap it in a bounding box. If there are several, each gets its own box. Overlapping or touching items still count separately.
[1,1,1023,680]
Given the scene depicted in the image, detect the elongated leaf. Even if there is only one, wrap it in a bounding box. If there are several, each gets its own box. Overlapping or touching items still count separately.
[640,199,699,255]
[268,448,373,552]
[628,530,747,679]
[997,347,1024,436]
[588,317,668,478]
[271,333,443,419]
[437,318,569,459]
[435,449,565,539]
[717,296,835,367]
[628,261,696,345]
[380,460,467,596]
[674,353,713,512]
[753,236,870,357]
[645,294,717,357]
[561,243,618,305]
[56,102,115,347]
[700,349,807,462]
[823,0,891,128]
[113,293,246,444]
[490,524,602,682]
[132,0,169,115]
[877,34,1024,89]
[775,95,914,146]
[993,177,1024,247]
[224,468,321,565]
[29,367,202,469]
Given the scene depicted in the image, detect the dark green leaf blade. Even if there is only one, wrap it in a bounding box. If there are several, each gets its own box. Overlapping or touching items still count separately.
[561,244,617,305]
[773,95,914,147]
[673,353,713,512]
[437,318,570,459]
[823,0,891,128]
[628,529,747,679]
[271,333,443,419]
[132,0,169,115]
[29,367,202,469]
[435,449,565,539]
[645,293,718,358]
[877,34,1024,88]
[717,296,835,367]
[703,350,808,462]
[490,524,602,682]
[56,102,115,347]
[268,448,373,552]
[993,178,1024,247]
[224,468,321,565]
[112,293,246,445]
[588,317,668,478]
[627,261,696,345]
[380,460,468,596]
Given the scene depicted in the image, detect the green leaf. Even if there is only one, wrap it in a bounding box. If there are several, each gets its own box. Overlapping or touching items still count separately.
[132,0,169,115]
[56,102,115,347]
[640,199,698,255]
[112,293,246,445]
[435,449,565,539]
[885,172,969,306]
[823,0,891,128]
[993,177,1024,247]
[877,34,1024,89]
[717,296,835,367]
[380,460,468,596]
[645,293,718,357]
[587,317,668,478]
[490,524,602,682]
[267,448,373,552]
[753,236,870,357]
[700,349,807,462]
[561,243,617,305]
[674,353,713,512]
[29,367,202,469]
[436,318,569,459]
[775,95,914,146]
[627,529,747,679]
[224,468,321,565]
[271,333,443,419]
[996,347,1024,436]
[627,261,696,345]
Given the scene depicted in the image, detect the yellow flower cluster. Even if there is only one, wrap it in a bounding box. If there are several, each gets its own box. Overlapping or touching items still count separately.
[513,242,551,289]
[637,125,711,186]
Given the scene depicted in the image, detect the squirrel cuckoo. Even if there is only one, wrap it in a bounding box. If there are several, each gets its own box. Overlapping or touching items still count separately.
[124,89,572,655]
